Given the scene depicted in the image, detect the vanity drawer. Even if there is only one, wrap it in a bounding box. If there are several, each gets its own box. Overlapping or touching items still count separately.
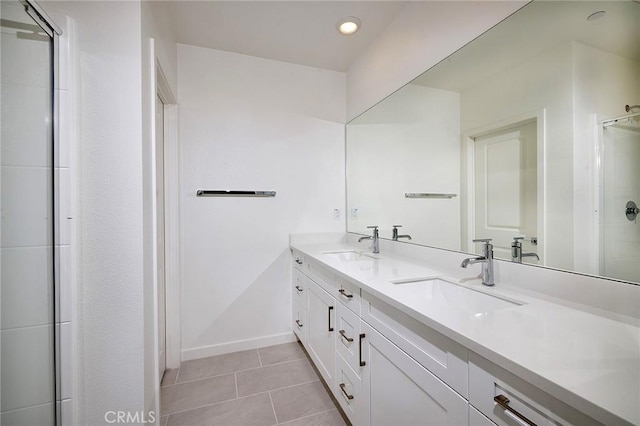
[470,405,497,426]
[306,259,336,291]
[335,276,361,315]
[292,249,306,272]
[336,303,363,376]
[292,269,307,307]
[469,352,602,426]
[292,300,308,345]
[335,352,362,426]
[361,290,468,398]
[307,259,361,314]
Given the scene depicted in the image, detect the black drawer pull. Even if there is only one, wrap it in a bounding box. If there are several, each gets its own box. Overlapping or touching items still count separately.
[339,329,353,343]
[328,306,334,332]
[338,288,353,299]
[295,258,303,265]
[494,395,537,426]
[359,333,366,366]
[339,383,354,400]
[295,320,303,328]
[295,285,303,292]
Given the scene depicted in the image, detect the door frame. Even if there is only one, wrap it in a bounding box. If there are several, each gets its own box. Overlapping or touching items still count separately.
[461,109,546,261]
[154,60,180,371]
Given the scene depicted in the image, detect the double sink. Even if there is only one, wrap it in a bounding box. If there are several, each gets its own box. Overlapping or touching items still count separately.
[322,250,522,316]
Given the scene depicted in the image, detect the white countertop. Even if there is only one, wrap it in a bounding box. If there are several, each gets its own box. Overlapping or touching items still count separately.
[291,242,640,426]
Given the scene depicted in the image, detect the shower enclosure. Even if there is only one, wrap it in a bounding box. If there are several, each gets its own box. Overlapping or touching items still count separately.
[600,112,640,282]
[1,1,61,424]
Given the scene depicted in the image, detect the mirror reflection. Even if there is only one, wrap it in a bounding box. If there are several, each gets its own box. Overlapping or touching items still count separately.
[346,1,640,283]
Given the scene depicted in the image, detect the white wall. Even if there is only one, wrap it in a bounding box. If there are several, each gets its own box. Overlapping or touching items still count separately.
[460,42,574,270]
[39,1,146,424]
[572,42,640,276]
[178,45,346,359]
[347,84,461,249]
[346,1,527,121]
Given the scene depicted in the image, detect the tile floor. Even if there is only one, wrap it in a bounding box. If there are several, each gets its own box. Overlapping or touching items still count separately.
[160,342,349,426]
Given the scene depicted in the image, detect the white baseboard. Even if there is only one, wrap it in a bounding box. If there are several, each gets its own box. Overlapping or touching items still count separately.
[181,332,297,361]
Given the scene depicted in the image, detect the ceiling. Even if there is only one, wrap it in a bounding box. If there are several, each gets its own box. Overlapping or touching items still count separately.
[166,1,409,72]
[414,1,640,92]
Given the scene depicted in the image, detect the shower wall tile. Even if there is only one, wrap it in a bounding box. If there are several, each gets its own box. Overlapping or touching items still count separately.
[1,325,55,411]
[0,84,51,167]
[0,166,52,248]
[0,403,55,426]
[603,186,637,224]
[0,24,51,88]
[604,258,640,283]
[1,247,53,329]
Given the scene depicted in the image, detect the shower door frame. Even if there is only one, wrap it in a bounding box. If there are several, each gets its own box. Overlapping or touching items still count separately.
[1,1,65,424]
[597,112,640,279]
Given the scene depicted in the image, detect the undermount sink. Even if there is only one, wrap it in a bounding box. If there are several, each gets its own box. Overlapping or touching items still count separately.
[323,250,378,262]
[391,278,522,316]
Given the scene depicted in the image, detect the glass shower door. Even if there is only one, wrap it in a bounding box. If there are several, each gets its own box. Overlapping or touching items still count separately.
[600,114,640,282]
[1,1,57,424]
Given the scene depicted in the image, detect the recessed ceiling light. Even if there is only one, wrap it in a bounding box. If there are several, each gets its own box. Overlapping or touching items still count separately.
[337,16,361,35]
[587,10,606,21]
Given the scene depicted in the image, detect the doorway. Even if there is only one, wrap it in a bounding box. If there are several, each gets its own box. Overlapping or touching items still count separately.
[466,116,544,264]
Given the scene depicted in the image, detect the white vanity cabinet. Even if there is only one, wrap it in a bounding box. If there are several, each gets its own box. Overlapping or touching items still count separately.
[306,278,337,387]
[292,269,308,345]
[360,321,469,426]
[469,352,603,426]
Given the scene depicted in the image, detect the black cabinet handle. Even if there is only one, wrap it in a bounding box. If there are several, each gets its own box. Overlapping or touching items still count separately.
[295,320,303,328]
[339,329,353,343]
[295,285,303,292]
[338,288,353,299]
[339,383,354,400]
[328,306,334,332]
[494,395,537,426]
[295,258,303,265]
[359,333,366,366]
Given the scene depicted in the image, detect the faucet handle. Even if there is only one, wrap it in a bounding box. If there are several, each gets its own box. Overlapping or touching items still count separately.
[512,236,525,241]
[472,238,492,243]
[367,225,379,230]
[392,225,402,229]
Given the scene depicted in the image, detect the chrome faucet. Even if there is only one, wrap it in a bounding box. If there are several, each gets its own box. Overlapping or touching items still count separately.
[511,236,540,263]
[358,225,380,254]
[392,225,412,241]
[461,238,495,286]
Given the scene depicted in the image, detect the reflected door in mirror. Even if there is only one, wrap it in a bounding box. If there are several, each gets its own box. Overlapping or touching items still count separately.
[472,121,539,262]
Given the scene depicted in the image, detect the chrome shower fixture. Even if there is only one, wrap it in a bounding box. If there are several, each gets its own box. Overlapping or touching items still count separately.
[625,104,640,113]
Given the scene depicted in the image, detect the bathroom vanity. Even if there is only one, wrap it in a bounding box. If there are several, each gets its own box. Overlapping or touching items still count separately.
[290,235,639,426]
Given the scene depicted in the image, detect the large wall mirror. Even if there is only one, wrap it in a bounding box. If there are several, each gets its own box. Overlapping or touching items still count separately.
[347,1,640,284]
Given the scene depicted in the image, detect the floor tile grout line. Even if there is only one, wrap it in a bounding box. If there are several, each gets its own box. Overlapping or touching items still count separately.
[171,357,309,386]
[174,367,181,385]
[234,372,238,399]
[164,371,239,388]
[161,390,276,418]
[160,394,239,418]
[239,378,321,399]
[268,390,279,424]
[257,349,263,367]
[277,408,340,425]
